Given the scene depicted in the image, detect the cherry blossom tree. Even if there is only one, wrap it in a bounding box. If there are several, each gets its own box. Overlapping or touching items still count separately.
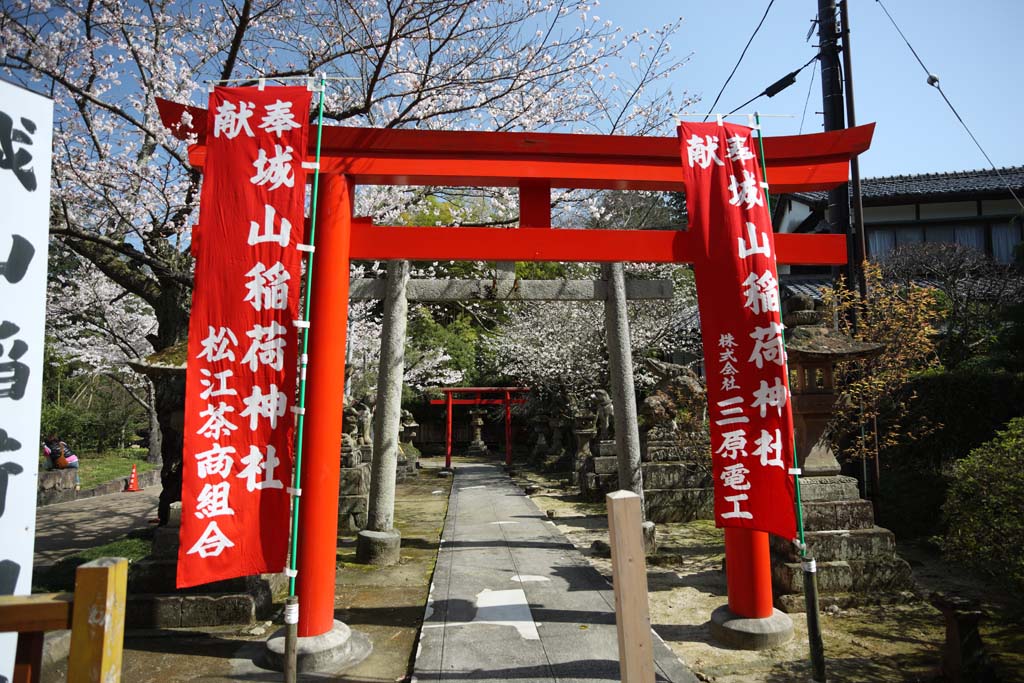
[45,253,160,455]
[1,0,692,468]
[482,262,699,407]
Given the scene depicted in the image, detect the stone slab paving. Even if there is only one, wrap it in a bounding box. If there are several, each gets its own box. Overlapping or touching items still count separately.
[414,462,698,683]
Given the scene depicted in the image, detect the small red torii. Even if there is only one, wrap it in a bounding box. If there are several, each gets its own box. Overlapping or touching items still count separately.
[158,96,873,641]
[429,387,529,469]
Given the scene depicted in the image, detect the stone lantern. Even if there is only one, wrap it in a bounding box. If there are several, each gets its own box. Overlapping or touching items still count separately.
[783,295,882,478]
[770,294,915,612]
[466,409,489,457]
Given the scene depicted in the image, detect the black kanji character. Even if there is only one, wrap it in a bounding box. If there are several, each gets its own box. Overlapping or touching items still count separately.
[0,558,20,595]
[0,110,37,192]
[0,460,23,519]
[0,321,29,400]
[0,235,34,284]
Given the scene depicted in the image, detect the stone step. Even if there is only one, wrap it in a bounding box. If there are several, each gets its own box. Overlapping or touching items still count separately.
[645,488,713,523]
[798,475,861,502]
[339,494,368,532]
[772,557,915,596]
[802,498,876,531]
[128,558,274,597]
[641,462,712,489]
[126,592,256,628]
[588,460,711,489]
[775,589,919,613]
[770,527,897,563]
[339,463,370,495]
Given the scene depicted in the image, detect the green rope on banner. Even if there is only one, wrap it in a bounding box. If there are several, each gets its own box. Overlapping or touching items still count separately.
[287,76,328,597]
[754,111,808,556]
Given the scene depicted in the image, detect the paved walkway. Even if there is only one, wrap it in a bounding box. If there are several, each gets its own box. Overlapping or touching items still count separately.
[415,462,698,683]
[34,483,161,568]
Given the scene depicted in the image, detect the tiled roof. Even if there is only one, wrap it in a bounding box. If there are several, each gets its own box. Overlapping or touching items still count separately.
[792,166,1024,206]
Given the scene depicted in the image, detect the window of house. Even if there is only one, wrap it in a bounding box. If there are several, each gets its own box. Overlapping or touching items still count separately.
[895,226,924,245]
[924,225,955,244]
[993,222,1023,264]
[868,229,895,259]
[954,225,985,251]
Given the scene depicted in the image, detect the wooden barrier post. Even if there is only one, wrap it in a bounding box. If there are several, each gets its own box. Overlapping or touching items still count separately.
[606,490,655,683]
[67,557,128,683]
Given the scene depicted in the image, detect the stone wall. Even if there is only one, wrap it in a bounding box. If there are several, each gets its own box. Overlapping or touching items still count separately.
[37,467,161,506]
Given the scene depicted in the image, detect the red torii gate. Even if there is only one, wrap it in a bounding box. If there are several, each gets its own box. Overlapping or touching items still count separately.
[158,97,872,641]
[429,387,529,469]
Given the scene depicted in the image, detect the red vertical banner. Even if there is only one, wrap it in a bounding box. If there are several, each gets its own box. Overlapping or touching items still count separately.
[678,122,796,541]
[178,85,312,588]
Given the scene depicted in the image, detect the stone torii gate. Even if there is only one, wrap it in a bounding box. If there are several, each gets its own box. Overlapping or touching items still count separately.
[157,98,872,664]
[351,252,674,551]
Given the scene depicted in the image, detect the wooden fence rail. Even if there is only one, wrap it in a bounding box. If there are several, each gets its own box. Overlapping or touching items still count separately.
[0,557,127,683]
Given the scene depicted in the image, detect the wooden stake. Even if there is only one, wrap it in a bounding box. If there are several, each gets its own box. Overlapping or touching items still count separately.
[606,490,655,683]
[67,558,127,683]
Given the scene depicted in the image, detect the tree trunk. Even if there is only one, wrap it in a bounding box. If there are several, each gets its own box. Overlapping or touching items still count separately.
[146,378,162,464]
[150,280,191,525]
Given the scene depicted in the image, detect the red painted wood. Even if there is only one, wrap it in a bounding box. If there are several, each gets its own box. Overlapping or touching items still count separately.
[429,399,527,406]
[157,98,872,195]
[435,387,530,393]
[504,391,513,467]
[297,175,354,637]
[445,392,453,471]
[519,180,551,228]
[348,224,848,266]
[725,528,774,618]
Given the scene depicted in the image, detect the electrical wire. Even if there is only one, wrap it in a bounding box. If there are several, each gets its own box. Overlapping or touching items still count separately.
[799,58,818,134]
[702,0,776,122]
[726,53,818,116]
[876,0,1024,212]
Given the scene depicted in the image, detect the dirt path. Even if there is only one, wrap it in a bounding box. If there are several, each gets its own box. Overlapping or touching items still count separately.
[516,468,1023,682]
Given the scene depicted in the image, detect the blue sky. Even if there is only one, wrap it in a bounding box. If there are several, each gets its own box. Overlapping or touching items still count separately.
[597,0,1023,178]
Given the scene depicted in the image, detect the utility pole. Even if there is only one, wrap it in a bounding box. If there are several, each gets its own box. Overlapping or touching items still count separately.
[817,0,858,291]
[840,0,870,300]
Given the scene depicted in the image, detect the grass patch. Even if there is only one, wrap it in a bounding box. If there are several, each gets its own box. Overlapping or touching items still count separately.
[32,528,153,593]
[73,449,157,490]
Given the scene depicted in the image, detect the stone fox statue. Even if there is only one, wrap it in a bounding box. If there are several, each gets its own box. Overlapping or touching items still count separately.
[642,358,707,427]
[592,389,614,441]
[643,358,705,401]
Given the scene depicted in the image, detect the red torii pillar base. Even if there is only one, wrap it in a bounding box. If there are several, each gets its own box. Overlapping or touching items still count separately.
[263,175,373,673]
[710,528,794,650]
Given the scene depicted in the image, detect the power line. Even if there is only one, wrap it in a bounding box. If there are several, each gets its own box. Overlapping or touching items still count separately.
[875,0,1024,213]
[702,0,775,123]
[799,58,817,134]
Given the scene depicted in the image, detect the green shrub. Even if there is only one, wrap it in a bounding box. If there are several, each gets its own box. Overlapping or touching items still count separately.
[892,368,1024,473]
[942,417,1024,591]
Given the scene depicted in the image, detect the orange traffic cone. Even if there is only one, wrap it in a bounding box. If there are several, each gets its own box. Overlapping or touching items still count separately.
[125,464,142,492]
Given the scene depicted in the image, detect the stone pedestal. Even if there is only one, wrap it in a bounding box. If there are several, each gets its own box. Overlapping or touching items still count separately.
[710,606,794,650]
[264,620,372,673]
[770,475,915,611]
[396,412,420,482]
[529,417,549,461]
[125,502,283,628]
[580,436,713,523]
[339,434,370,532]
[355,529,402,565]
[572,426,596,486]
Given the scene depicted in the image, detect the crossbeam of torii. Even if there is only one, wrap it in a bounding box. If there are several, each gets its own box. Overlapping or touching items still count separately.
[158,97,872,646]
